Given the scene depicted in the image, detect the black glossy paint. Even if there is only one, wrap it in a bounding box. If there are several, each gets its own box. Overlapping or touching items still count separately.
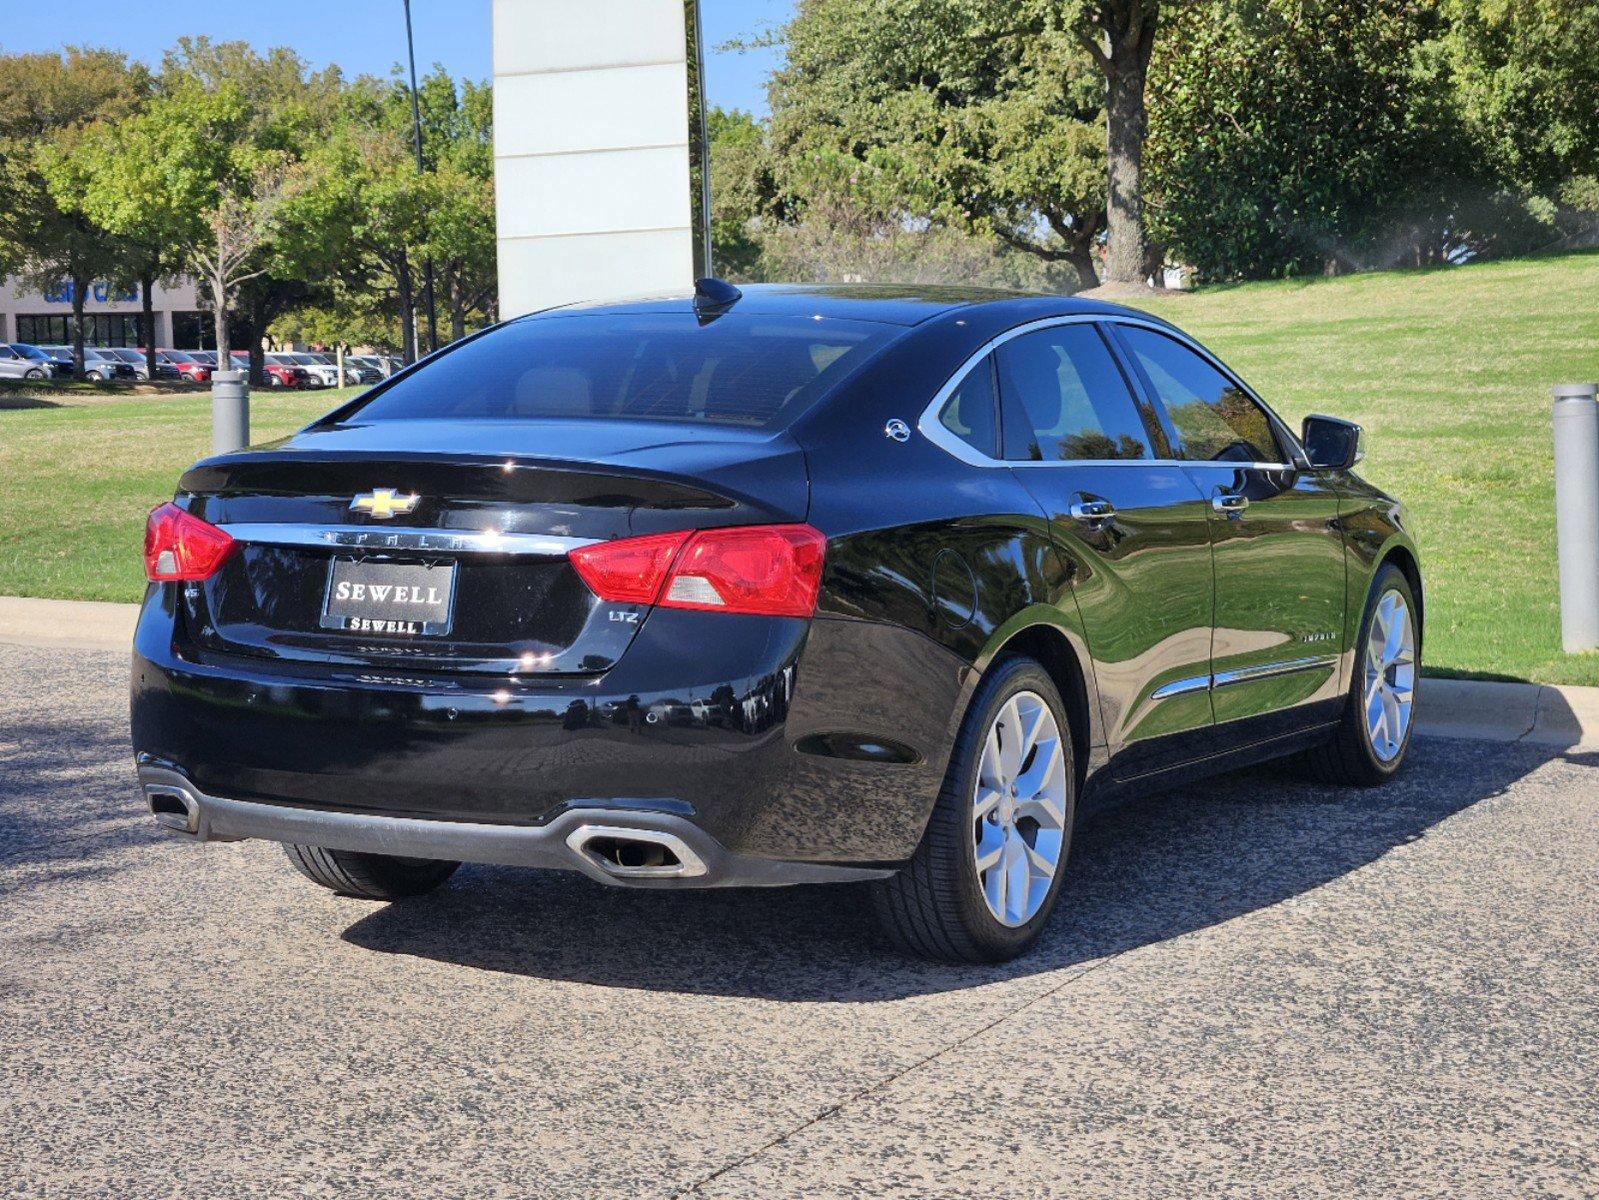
[131,283,1422,873]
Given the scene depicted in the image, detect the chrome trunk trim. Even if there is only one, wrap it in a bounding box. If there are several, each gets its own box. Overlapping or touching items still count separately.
[216,524,597,557]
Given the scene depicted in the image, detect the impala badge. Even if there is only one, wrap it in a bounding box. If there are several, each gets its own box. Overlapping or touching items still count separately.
[351,488,420,520]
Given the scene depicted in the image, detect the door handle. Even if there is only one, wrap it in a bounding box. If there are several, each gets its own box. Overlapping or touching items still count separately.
[1211,492,1249,516]
[1069,498,1116,523]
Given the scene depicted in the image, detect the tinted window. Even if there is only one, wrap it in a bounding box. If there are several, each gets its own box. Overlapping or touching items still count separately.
[938,356,998,457]
[1119,326,1282,463]
[996,324,1151,461]
[343,314,897,429]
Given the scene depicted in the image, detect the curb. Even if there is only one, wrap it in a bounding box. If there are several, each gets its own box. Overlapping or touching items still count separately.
[2,595,1596,751]
[1418,678,1599,751]
[0,595,138,652]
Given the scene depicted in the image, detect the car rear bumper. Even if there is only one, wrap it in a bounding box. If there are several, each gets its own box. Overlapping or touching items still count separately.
[136,763,888,888]
[131,587,966,875]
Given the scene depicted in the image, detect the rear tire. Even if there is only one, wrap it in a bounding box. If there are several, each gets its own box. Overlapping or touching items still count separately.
[282,843,459,900]
[871,655,1075,963]
[1301,562,1419,787]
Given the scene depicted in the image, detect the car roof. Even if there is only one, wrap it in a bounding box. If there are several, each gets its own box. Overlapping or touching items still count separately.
[537,282,1164,329]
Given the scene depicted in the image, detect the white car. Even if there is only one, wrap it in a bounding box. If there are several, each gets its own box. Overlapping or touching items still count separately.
[266,353,336,388]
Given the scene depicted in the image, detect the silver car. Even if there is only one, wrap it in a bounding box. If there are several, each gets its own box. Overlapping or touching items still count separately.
[0,343,51,380]
[40,345,136,381]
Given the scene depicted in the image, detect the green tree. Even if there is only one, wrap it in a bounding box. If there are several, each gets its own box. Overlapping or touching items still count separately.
[768,0,1108,289]
[1146,0,1481,279]
[1442,0,1599,237]
[706,107,773,282]
[0,49,148,374]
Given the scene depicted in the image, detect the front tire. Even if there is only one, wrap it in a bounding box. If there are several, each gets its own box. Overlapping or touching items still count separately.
[871,655,1075,963]
[1302,562,1420,786]
[282,843,459,900]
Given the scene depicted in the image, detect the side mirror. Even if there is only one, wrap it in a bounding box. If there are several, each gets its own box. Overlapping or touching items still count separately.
[1302,414,1364,471]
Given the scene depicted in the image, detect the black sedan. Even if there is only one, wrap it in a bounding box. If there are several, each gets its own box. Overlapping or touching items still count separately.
[131,282,1422,962]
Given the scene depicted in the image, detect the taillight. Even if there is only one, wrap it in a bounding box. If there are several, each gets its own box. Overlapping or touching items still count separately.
[144,502,236,581]
[569,524,826,618]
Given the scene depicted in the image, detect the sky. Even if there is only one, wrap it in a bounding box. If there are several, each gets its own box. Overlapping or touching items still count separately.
[0,0,792,116]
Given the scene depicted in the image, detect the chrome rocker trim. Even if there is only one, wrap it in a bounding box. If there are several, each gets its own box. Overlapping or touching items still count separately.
[1151,655,1338,700]
[136,765,890,889]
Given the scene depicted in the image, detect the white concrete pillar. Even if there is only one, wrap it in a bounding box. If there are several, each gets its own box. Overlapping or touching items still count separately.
[493,0,696,317]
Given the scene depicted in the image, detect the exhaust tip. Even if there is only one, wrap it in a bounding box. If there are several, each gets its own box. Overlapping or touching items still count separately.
[146,786,199,833]
[565,824,708,880]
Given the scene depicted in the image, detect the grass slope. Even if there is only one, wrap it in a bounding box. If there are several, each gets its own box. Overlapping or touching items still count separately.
[1,251,1596,682]
[1137,251,1599,685]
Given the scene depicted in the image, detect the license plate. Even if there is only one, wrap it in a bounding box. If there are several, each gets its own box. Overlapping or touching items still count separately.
[321,558,456,636]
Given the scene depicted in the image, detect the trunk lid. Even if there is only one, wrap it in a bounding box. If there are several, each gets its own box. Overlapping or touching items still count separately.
[175,419,810,675]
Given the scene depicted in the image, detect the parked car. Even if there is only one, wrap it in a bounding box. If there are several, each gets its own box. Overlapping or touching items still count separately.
[7,343,71,379]
[139,350,210,384]
[102,348,178,381]
[262,352,330,388]
[131,282,1422,963]
[236,353,308,389]
[347,354,403,379]
[306,352,378,387]
[40,345,137,381]
[0,343,51,380]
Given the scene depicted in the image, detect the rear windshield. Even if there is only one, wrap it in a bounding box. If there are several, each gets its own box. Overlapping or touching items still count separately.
[340,313,898,429]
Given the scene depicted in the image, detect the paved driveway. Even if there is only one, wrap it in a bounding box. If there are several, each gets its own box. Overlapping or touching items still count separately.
[1,642,1594,1199]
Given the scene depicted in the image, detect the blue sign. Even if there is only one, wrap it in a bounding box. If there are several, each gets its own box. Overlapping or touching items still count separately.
[40,281,141,305]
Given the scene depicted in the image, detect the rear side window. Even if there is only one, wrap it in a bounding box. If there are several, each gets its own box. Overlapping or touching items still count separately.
[937,356,999,458]
[341,313,897,430]
[996,324,1152,461]
[1118,326,1283,463]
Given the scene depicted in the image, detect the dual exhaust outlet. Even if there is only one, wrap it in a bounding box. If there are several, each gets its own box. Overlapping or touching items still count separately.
[144,778,708,881]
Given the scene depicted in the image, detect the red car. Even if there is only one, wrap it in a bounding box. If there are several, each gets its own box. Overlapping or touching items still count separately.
[227,352,309,389]
[140,349,211,384]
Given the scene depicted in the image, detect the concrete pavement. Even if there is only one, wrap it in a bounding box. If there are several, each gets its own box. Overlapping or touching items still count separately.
[1,641,1595,1198]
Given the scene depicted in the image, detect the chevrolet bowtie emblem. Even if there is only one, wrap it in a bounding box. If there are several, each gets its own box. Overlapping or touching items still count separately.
[350,488,421,520]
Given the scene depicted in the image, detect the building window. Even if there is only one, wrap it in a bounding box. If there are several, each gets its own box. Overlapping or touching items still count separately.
[171,312,219,351]
[16,315,69,345]
[15,313,150,347]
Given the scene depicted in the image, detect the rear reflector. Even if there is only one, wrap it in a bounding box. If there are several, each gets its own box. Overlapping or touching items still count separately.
[144,502,236,581]
[569,524,826,618]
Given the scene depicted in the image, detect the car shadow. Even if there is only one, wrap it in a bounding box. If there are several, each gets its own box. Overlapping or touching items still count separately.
[0,711,157,900]
[0,396,63,410]
[340,738,1595,1000]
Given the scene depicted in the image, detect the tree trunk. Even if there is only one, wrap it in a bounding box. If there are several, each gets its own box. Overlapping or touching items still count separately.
[396,257,417,365]
[1104,49,1149,285]
[449,273,467,344]
[140,271,157,382]
[70,273,88,379]
[1066,236,1100,293]
[210,277,231,365]
[1096,1,1159,287]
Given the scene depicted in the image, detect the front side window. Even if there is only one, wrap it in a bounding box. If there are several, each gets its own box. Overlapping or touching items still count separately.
[937,356,999,458]
[1118,326,1283,464]
[340,313,898,430]
[996,324,1153,462]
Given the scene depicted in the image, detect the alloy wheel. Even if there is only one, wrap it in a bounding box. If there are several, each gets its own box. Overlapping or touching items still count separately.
[971,690,1068,926]
[1363,589,1417,762]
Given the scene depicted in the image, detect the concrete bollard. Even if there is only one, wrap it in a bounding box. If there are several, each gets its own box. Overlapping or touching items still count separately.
[1552,382,1599,653]
[211,369,250,455]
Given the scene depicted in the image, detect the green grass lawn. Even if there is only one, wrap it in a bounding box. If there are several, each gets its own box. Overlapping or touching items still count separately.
[2,251,1598,683]
[1136,250,1599,685]
[0,387,358,603]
